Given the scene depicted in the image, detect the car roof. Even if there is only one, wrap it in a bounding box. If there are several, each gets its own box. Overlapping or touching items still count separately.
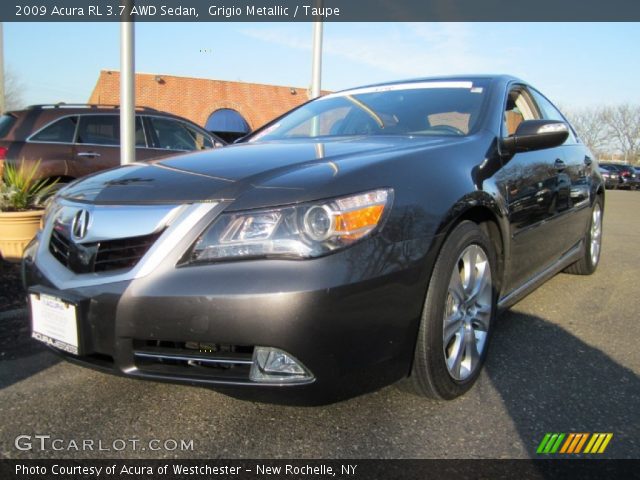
[332,74,523,94]
[9,104,199,118]
[2,105,203,141]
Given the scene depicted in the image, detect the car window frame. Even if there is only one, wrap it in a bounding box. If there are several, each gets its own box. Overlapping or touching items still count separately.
[27,113,149,148]
[76,114,122,147]
[500,83,542,139]
[27,114,80,145]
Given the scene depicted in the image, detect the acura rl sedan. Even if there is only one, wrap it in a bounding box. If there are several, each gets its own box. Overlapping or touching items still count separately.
[23,75,604,404]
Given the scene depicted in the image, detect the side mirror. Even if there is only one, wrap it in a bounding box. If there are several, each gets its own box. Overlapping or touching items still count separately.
[501,120,569,156]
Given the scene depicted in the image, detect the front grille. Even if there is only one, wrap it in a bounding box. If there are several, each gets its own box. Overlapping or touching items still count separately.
[93,234,160,272]
[133,340,254,382]
[49,228,161,274]
[49,229,71,265]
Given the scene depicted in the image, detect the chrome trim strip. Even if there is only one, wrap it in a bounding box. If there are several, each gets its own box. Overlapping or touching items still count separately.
[35,200,218,290]
[498,242,583,310]
[134,352,253,366]
[126,370,316,387]
[55,203,182,244]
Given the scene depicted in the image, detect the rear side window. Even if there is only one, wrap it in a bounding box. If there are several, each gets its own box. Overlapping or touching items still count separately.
[148,117,211,150]
[77,115,120,145]
[0,114,16,138]
[75,115,146,147]
[31,116,78,143]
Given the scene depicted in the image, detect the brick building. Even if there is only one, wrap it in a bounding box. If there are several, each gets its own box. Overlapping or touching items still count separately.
[88,70,320,138]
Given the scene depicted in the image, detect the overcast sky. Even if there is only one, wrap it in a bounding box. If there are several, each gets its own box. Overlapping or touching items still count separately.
[6,22,640,109]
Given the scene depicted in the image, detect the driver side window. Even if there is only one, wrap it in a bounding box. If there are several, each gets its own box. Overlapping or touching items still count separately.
[503,88,540,137]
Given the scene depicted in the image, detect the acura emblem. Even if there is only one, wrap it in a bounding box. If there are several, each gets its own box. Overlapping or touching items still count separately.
[71,209,91,241]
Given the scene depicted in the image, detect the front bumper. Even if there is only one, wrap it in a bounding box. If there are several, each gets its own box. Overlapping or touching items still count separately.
[622,177,640,189]
[24,229,433,404]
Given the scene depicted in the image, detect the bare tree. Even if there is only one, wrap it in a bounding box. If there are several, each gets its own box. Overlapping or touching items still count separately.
[3,69,25,111]
[564,107,609,157]
[602,104,640,164]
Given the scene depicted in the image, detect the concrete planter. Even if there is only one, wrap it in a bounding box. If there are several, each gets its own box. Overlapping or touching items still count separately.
[0,210,43,263]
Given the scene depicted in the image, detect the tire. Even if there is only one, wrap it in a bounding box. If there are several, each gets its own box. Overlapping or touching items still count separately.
[405,221,498,400]
[564,197,603,275]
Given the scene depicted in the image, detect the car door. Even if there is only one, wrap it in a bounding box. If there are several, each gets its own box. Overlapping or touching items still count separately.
[529,88,592,254]
[71,114,149,177]
[495,85,568,291]
[71,114,122,178]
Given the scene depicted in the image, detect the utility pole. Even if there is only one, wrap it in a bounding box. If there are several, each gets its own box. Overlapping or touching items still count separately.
[309,2,323,136]
[0,23,5,114]
[120,12,135,164]
[310,20,323,100]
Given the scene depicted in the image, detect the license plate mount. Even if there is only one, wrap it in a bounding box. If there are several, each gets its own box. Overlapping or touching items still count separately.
[30,290,81,355]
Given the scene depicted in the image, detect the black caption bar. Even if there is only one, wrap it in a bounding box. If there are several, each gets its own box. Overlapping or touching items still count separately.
[1,460,639,480]
[3,0,640,22]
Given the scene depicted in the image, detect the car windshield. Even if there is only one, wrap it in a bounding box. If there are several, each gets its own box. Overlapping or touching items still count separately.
[248,80,489,142]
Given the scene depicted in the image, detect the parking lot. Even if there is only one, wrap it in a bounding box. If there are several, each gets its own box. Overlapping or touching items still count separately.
[0,190,638,460]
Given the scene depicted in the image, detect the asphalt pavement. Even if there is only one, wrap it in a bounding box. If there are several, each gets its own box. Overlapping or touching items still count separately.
[1,190,638,459]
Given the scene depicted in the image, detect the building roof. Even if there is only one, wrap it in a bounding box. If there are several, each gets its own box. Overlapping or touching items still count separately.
[88,70,325,131]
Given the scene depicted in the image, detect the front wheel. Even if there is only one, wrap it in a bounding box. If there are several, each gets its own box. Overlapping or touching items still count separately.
[564,197,603,275]
[405,221,497,400]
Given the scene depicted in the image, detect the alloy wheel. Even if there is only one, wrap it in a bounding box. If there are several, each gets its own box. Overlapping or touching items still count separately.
[590,203,603,266]
[443,244,492,381]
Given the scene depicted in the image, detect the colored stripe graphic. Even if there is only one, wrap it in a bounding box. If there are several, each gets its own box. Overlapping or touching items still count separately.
[574,433,589,453]
[537,433,552,454]
[538,433,613,454]
[584,433,614,454]
[559,434,575,454]
[537,433,565,454]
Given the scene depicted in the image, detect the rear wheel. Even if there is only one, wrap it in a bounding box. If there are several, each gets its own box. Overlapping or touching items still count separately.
[564,197,603,275]
[406,221,497,400]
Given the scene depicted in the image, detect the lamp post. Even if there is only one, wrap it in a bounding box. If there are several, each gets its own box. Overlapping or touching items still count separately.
[0,23,5,114]
[309,4,324,136]
[120,11,135,165]
[310,20,323,100]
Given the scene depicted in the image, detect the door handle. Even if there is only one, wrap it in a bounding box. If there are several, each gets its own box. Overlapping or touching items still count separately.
[77,152,101,158]
[554,159,566,171]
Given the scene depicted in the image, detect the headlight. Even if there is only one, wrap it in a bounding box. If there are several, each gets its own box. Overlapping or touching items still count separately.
[187,188,393,263]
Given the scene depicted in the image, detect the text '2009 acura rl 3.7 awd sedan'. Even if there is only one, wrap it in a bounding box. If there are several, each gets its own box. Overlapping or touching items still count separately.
[23,76,604,404]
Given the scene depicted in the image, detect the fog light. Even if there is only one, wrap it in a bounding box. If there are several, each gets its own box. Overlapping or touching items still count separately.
[249,347,314,384]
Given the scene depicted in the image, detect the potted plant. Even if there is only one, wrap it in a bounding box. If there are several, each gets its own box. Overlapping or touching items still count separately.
[0,160,57,262]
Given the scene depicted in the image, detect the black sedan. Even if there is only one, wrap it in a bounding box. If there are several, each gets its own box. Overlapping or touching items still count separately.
[23,75,604,404]
[598,165,621,189]
[600,162,639,190]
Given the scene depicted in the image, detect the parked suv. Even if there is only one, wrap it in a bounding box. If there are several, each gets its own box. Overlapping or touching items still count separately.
[0,104,225,187]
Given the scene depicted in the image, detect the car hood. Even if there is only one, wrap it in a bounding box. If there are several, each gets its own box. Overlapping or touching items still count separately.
[59,136,469,206]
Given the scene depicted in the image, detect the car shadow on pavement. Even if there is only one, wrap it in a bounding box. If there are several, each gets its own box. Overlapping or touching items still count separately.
[0,312,60,390]
[484,310,640,459]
